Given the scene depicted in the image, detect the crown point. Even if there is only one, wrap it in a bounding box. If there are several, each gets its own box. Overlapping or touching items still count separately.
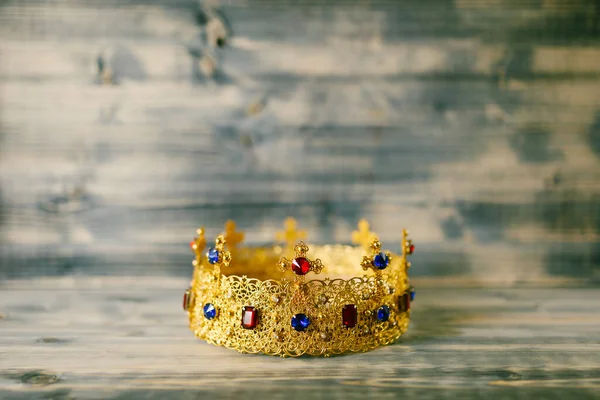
[190,226,206,256]
[277,218,307,249]
[401,230,414,256]
[352,220,378,250]
[285,217,296,226]
[224,220,244,249]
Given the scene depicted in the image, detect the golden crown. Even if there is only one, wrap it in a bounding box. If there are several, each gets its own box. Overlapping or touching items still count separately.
[183,218,415,357]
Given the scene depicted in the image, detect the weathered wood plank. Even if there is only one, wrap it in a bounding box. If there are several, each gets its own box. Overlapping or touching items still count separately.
[0,278,599,399]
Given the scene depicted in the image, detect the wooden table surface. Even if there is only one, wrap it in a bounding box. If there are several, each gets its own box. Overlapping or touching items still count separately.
[1,277,598,400]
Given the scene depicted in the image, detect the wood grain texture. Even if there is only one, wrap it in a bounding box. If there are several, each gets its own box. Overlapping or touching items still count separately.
[1,277,599,399]
[0,0,600,283]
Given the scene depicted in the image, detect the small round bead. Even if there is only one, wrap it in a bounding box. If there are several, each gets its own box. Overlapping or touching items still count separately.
[318,294,328,305]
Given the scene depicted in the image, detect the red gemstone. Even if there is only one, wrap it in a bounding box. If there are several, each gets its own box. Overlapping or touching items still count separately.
[189,239,197,251]
[241,306,258,329]
[399,292,411,312]
[408,244,415,254]
[183,289,192,311]
[291,257,311,275]
[342,304,357,328]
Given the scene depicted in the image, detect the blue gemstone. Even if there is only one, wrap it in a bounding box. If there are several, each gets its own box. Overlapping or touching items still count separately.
[207,248,220,264]
[377,305,390,322]
[373,252,389,269]
[291,313,310,332]
[203,303,216,319]
[410,288,415,302]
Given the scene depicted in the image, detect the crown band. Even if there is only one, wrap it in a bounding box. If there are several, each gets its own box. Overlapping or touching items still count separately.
[183,219,415,357]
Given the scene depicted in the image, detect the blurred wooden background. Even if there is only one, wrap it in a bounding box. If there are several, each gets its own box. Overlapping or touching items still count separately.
[1,0,600,282]
[2,2,600,399]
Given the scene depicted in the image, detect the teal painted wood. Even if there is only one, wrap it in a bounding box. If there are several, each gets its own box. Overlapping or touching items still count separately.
[0,278,599,399]
[0,0,599,281]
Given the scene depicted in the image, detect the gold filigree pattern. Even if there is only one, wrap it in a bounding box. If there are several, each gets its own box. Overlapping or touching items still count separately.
[185,220,414,357]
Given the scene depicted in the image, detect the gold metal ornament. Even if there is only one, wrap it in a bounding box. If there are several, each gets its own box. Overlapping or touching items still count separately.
[276,217,307,249]
[184,219,415,357]
[352,219,377,250]
[224,220,244,251]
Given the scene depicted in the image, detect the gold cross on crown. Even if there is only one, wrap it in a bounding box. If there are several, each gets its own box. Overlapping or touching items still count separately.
[224,220,244,250]
[352,219,378,250]
[276,217,307,248]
